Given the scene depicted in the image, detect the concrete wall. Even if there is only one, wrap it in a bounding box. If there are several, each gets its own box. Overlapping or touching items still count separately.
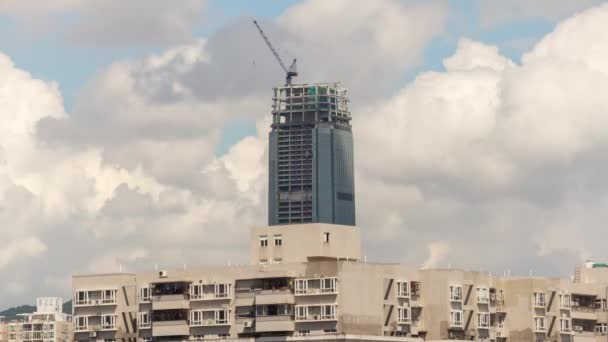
[250,224,361,265]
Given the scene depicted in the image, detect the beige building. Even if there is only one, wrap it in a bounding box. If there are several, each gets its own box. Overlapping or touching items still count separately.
[0,298,72,342]
[72,223,608,342]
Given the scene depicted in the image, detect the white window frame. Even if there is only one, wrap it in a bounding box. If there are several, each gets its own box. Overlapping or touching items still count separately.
[321,305,337,320]
[138,312,151,329]
[295,279,308,294]
[534,292,546,308]
[190,310,203,326]
[450,285,463,302]
[477,287,489,303]
[497,313,505,329]
[321,278,337,293]
[477,312,490,329]
[190,284,202,300]
[274,235,282,246]
[323,232,330,243]
[398,307,411,324]
[215,283,231,298]
[397,281,410,298]
[74,316,88,331]
[259,236,268,247]
[450,310,463,327]
[560,294,571,309]
[139,287,151,303]
[295,306,308,321]
[534,316,547,332]
[560,318,572,333]
[215,310,230,325]
[75,291,89,306]
[101,314,116,330]
[102,289,117,304]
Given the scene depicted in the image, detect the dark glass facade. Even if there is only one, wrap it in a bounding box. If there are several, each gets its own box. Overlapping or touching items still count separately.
[268,83,355,226]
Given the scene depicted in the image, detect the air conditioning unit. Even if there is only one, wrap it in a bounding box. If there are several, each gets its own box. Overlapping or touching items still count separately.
[159,270,168,278]
[89,332,97,338]
[243,321,253,328]
[574,326,583,332]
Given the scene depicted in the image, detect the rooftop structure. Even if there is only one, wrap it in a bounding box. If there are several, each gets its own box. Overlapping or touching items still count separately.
[269,82,355,226]
[0,298,72,342]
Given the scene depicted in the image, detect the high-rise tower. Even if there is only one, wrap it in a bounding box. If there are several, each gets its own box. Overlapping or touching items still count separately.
[268,82,355,226]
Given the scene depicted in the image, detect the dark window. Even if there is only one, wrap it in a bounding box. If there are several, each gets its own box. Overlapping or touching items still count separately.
[337,192,353,201]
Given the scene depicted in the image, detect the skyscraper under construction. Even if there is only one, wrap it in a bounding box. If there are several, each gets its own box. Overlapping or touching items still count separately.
[268,82,356,226]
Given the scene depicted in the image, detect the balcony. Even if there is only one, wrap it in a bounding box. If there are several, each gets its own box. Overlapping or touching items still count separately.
[571,306,598,321]
[295,305,337,322]
[74,289,117,307]
[190,310,231,327]
[152,294,190,311]
[294,278,338,296]
[152,321,189,337]
[255,315,294,332]
[190,283,232,301]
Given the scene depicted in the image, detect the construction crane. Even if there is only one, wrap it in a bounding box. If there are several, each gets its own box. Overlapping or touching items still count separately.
[253,20,298,85]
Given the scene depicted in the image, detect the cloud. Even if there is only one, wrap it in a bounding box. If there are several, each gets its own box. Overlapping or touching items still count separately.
[355,3,608,275]
[0,0,443,306]
[0,237,47,270]
[479,0,604,27]
[0,0,206,46]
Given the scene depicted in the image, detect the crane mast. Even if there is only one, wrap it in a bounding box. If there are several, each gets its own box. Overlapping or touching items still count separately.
[253,20,298,85]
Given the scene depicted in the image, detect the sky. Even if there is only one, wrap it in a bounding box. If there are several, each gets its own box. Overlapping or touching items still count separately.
[1,0,608,307]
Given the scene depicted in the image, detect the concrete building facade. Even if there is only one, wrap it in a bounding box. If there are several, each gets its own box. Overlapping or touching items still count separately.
[268,83,356,226]
[72,225,608,342]
[0,298,73,342]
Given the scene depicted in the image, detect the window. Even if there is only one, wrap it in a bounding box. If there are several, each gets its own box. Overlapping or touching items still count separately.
[215,283,231,298]
[534,317,547,332]
[560,318,572,333]
[75,291,89,305]
[477,287,489,303]
[322,305,337,320]
[478,313,490,329]
[273,258,283,264]
[295,279,308,294]
[296,306,308,320]
[274,235,283,246]
[337,192,353,201]
[496,313,505,329]
[324,329,337,335]
[102,314,116,330]
[323,232,330,243]
[450,310,463,327]
[596,323,608,335]
[397,281,410,298]
[102,289,117,304]
[138,312,151,329]
[139,287,151,303]
[560,294,571,309]
[216,310,229,324]
[450,285,463,301]
[321,278,337,293]
[398,307,411,324]
[259,259,268,265]
[74,316,88,331]
[534,292,546,307]
[259,235,268,247]
[296,331,311,337]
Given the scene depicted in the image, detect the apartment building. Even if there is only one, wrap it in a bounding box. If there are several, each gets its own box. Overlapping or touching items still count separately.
[0,297,72,342]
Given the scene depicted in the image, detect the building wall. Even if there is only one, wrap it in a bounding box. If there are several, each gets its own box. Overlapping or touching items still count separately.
[250,224,361,265]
